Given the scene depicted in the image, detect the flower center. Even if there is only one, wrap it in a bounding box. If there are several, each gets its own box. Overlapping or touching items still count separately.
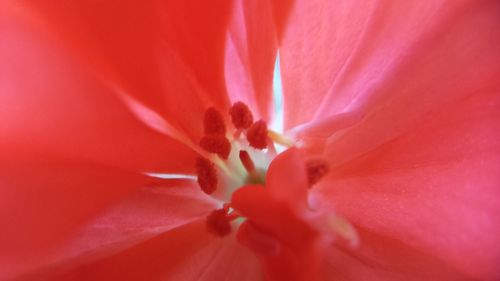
[197,103,278,189]
[195,102,293,235]
[195,102,335,240]
[193,103,359,280]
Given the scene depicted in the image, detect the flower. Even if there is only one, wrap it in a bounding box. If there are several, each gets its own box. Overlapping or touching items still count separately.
[1,0,499,281]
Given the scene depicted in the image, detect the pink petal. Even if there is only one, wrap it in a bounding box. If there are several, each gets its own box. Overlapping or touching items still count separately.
[0,7,197,173]
[225,1,278,122]
[280,0,500,131]
[44,222,262,281]
[324,227,466,281]
[8,180,217,280]
[164,234,262,281]
[19,0,234,139]
[324,0,500,166]
[316,91,500,280]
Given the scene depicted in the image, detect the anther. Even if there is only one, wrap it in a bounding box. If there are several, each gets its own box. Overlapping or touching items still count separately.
[200,134,231,160]
[306,158,330,186]
[206,208,232,237]
[204,107,226,135]
[246,120,268,150]
[195,157,218,194]
[230,102,253,129]
[239,150,256,173]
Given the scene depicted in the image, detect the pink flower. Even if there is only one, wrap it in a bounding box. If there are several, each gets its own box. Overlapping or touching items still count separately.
[1,0,499,280]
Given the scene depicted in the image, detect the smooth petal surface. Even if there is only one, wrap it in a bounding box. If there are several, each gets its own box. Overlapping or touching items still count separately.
[323,227,466,281]
[20,0,234,140]
[48,221,262,281]
[225,0,293,122]
[0,5,198,174]
[266,148,309,209]
[322,0,500,166]
[9,181,217,280]
[280,0,500,131]
[0,161,158,281]
[316,91,500,280]
[225,1,278,122]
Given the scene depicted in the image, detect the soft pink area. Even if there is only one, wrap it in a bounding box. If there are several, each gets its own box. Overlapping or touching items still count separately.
[53,222,262,281]
[322,0,500,167]
[324,227,466,281]
[6,181,218,280]
[280,0,499,130]
[225,1,278,122]
[316,91,500,280]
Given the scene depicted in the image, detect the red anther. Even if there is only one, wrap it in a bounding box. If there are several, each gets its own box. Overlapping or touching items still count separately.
[239,150,256,172]
[204,107,226,135]
[230,102,253,129]
[206,208,232,237]
[200,134,231,160]
[246,120,268,149]
[306,158,330,186]
[195,157,218,194]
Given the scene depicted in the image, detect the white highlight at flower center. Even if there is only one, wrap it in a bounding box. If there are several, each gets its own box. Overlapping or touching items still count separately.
[270,52,284,134]
[145,173,197,180]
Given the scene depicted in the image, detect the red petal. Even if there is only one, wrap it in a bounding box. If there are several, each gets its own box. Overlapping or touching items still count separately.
[232,185,321,281]
[225,1,279,122]
[56,221,213,280]
[280,0,500,131]
[316,91,500,280]
[0,8,196,173]
[324,227,467,281]
[323,0,500,167]
[39,222,262,281]
[22,0,234,139]
[0,161,158,280]
[6,180,217,279]
[265,148,309,209]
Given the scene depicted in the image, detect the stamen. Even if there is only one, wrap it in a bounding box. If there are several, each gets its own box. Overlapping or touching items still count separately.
[326,214,359,248]
[239,150,256,173]
[204,107,226,135]
[306,158,330,186]
[247,120,268,149]
[268,130,295,147]
[206,208,232,237]
[230,102,254,129]
[200,134,231,160]
[195,157,218,194]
